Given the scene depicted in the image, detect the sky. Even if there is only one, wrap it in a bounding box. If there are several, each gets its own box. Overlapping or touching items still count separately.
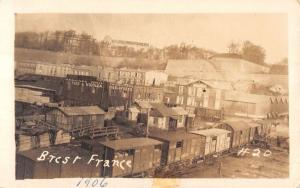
[15,14,288,64]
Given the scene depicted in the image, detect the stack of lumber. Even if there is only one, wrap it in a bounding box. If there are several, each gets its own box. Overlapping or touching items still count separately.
[38,132,51,148]
[16,134,38,151]
[55,130,71,145]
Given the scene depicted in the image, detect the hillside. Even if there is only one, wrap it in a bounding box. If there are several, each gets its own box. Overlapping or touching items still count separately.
[15,48,167,70]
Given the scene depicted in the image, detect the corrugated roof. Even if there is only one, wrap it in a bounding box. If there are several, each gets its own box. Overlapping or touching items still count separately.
[100,138,162,150]
[58,106,105,116]
[190,128,230,136]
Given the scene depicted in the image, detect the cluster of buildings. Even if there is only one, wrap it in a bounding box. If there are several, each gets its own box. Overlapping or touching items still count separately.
[15,52,289,179]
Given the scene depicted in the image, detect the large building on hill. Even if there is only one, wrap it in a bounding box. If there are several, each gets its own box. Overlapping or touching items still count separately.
[103,35,150,51]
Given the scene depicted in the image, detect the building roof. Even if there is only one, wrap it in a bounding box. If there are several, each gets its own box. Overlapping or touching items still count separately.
[221,120,252,131]
[149,129,199,142]
[190,128,230,137]
[135,100,153,109]
[128,107,140,113]
[224,91,270,104]
[58,106,105,116]
[199,80,233,90]
[171,107,188,115]
[99,138,162,150]
[150,103,177,117]
[15,85,57,93]
[247,122,262,128]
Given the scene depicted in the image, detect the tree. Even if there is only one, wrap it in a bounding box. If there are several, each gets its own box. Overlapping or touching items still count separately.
[228,41,240,54]
[241,41,266,65]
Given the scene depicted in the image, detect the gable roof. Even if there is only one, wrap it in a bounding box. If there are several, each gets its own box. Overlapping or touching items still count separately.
[150,103,177,117]
[58,106,105,116]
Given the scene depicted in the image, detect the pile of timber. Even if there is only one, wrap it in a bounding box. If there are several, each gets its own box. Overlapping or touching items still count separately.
[55,130,71,145]
[16,134,38,151]
[38,132,51,148]
[16,126,51,151]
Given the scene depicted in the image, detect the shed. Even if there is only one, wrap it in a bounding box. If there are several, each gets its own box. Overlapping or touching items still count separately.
[46,106,105,131]
[100,138,162,177]
[216,121,252,148]
[149,129,203,165]
[189,128,231,155]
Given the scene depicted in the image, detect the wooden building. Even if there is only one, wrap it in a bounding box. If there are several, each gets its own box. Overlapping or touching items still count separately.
[46,106,105,131]
[62,75,134,110]
[99,138,162,177]
[189,128,231,156]
[163,79,230,114]
[148,103,188,131]
[216,121,252,149]
[16,146,101,179]
[149,129,203,165]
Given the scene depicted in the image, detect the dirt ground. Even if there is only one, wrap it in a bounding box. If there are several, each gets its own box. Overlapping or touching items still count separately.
[173,148,289,178]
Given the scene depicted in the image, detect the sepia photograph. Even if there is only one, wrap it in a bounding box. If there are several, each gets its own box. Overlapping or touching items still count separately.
[13,13,290,180]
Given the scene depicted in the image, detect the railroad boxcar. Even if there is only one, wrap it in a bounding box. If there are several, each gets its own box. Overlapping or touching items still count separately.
[16,145,101,179]
[189,128,231,156]
[216,121,252,149]
[149,129,204,166]
[99,137,162,177]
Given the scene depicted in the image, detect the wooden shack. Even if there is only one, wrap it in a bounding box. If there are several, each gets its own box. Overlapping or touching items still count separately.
[148,103,188,131]
[149,129,203,166]
[189,128,231,156]
[216,121,252,149]
[46,106,105,131]
[16,146,101,179]
[100,138,162,177]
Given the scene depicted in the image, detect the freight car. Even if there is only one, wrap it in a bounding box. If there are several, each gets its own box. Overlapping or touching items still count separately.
[149,129,204,166]
[16,145,101,179]
[189,128,231,157]
[216,120,252,149]
[97,137,162,177]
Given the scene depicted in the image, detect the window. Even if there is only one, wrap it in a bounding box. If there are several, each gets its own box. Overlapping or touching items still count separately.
[153,117,158,124]
[178,115,183,123]
[91,87,96,94]
[176,141,183,148]
[178,86,184,94]
[212,136,217,141]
